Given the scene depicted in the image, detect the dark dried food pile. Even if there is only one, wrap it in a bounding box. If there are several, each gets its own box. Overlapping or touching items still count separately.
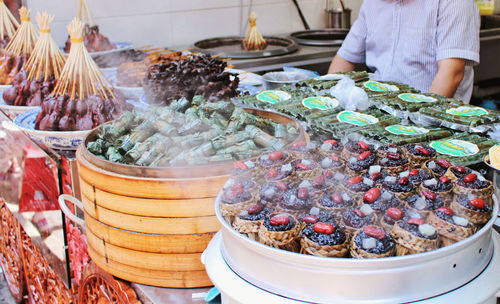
[144,54,239,105]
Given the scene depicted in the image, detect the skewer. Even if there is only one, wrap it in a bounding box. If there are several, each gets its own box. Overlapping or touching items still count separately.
[4,7,38,56]
[24,12,65,81]
[0,0,19,40]
[53,18,114,100]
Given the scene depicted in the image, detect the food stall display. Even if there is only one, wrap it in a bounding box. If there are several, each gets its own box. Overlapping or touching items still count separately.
[219,144,492,257]
[3,12,65,107]
[0,2,497,301]
[87,97,300,167]
[0,0,19,49]
[35,18,127,132]
[143,53,240,105]
[0,7,37,85]
[63,0,114,53]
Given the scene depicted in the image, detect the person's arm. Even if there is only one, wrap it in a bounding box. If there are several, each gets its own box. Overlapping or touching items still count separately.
[328,54,355,73]
[429,58,465,98]
[327,2,368,74]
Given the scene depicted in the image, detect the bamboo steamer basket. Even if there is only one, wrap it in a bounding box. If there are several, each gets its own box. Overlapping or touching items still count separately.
[76,108,307,288]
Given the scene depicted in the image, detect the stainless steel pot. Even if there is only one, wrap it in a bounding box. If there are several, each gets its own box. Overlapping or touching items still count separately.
[214,193,498,304]
[326,8,351,29]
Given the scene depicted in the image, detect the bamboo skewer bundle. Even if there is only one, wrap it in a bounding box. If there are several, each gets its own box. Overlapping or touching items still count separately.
[54,18,113,100]
[2,12,65,107]
[0,0,19,46]
[242,12,267,51]
[0,7,37,84]
[24,12,65,81]
[34,18,127,132]
[4,7,37,57]
[64,0,114,53]
[77,0,95,26]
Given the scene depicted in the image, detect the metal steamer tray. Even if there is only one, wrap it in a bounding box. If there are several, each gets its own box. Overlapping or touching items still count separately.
[214,194,499,303]
[290,28,348,47]
[193,36,298,59]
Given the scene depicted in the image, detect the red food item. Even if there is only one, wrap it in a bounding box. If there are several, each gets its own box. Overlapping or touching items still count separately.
[369,172,382,180]
[270,215,290,226]
[267,168,279,178]
[453,166,466,174]
[226,188,244,200]
[298,187,309,200]
[409,169,420,176]
[398,176,409,185]
[386,152,401,160]
[407,218,425,225]
[348,176,363,185]
[328,156,340,162]
[275,181,288,191]
[312,175,325,188]
[233,161,248,170]
[363,188,381,203]
[386,208,403,220]
[323,170,333,178]
[296,163,310,170]
[230,183,243,191]
[313,222,335,234]
[416,146,430,156]
[357,141,369,150]
[269,151,284,161]
[469,198,485,209]
[422,190,437,200]
[358,151,372,161]
[353,209,365,217]
[292,141,307,148]
[464,173,477,183]
[331,193,343,204]
[248,204,264,215]
[437,207,454,216]
[364,225,386,240]
[324,139,337,145]
[439,176,450,183]
[302,215,319,224]
[436,158,452,168]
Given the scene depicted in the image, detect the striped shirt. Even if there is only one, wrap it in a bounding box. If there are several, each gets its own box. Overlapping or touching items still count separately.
[337,0,480,103]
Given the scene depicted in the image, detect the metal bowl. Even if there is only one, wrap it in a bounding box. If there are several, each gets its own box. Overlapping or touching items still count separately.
[290,28,348,46]
[214,193,498,303]
[262,71,309,90]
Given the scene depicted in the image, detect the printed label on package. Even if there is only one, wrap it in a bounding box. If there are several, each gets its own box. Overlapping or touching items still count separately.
[302,96,339,110]
[363,81,399,92]
[430,139,479,157]
[256,90,291,104]
[398,93,437,103]
[336,111,379,126]
[385,125,430,136]
[446,106,488,117]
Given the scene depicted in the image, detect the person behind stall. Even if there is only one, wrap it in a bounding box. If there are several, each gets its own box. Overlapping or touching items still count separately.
[328,0,480,103]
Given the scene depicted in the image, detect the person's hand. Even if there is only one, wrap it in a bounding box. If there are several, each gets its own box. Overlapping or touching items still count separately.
[429,58,465,98]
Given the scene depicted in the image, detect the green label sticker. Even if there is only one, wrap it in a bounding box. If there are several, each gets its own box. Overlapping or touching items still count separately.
[430,139,479,157]
[446,106,488,117]
[302,96,339,110]
[336,111,379,126]
[363,81,399,92]
[256,90,291,104]
[385,125,429,136]
[398,93,437,103]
